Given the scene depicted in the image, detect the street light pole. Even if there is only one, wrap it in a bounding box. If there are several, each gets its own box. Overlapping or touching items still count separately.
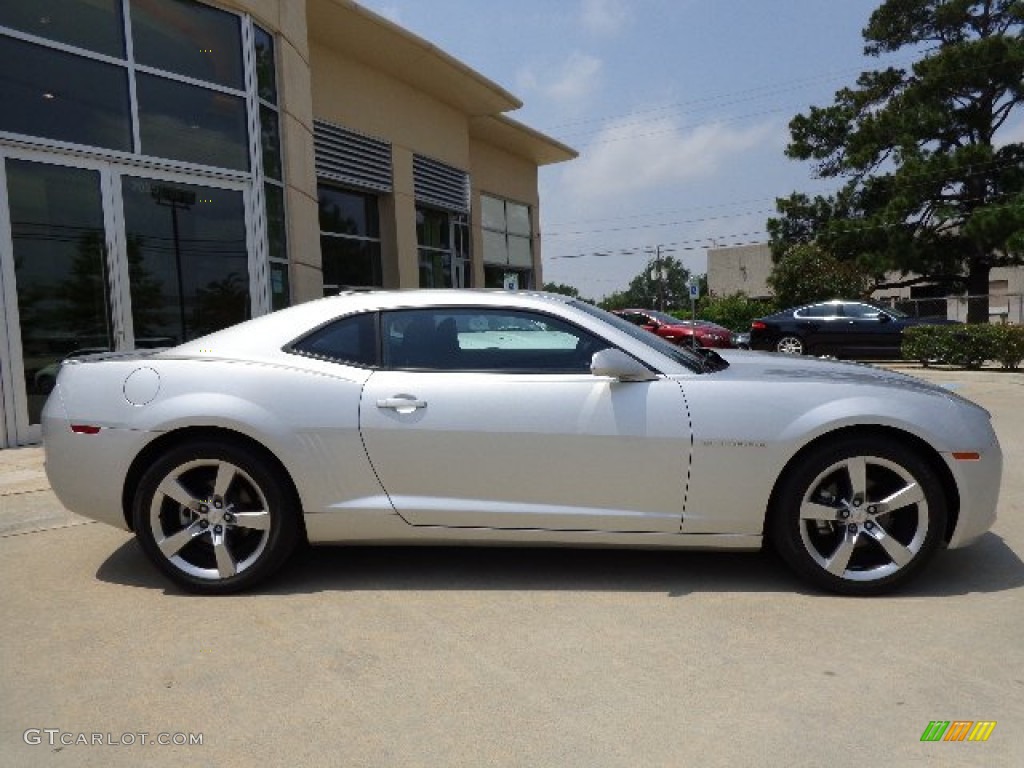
[645,244,674,311]
[152,185,197,344]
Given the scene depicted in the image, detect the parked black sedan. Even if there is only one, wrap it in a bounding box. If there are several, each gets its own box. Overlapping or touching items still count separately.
[749,300,957,358]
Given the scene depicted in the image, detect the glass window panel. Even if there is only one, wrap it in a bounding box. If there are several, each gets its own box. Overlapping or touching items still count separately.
[122,176,250,344]
[480,195,505,231]
[382,309,595,372]
[269,260,290,310]
[0,0,125,58]
[418,249,452,289]
[508,234,532,268]
[6,160,113,424]
[253,25,277,104]
[292,312,377,366]
[842,302,882,319]
[0,36,131,151]
[321,237,382,289]
[260,105,281,180]
[137,73,248,169]
[507,202,531,236]
[483,265,505,289]
[416,207,449,249]
[265,183,287,261]
[482,229,508,265]
[130,0,243,90]
[318,186,379,237]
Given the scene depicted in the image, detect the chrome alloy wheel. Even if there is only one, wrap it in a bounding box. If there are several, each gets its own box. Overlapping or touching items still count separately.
[776,335,804,355]
[797,455,929,583]
[148,458,272,581]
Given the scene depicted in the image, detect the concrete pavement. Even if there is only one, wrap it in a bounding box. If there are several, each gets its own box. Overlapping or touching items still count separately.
[1,364,1022,767]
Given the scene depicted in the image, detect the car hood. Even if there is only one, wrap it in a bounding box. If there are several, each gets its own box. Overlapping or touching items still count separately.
[706,349,973,401]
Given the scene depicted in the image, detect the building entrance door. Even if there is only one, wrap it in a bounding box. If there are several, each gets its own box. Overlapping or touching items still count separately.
[1,158,113,446]
[1,152,252,446]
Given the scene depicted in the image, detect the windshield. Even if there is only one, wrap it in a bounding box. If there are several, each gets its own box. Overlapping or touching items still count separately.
[647,310,682,325]
[570,300,708,373]
[883,304,910,318]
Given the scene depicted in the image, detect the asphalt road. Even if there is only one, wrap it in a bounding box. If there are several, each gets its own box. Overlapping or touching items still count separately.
[1,364,1022,767]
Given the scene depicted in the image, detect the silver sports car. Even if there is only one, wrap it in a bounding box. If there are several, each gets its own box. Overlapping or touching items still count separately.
[43,290,1002,595]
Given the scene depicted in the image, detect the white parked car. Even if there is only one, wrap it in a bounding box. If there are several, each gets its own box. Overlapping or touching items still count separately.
[43,290,1002,595]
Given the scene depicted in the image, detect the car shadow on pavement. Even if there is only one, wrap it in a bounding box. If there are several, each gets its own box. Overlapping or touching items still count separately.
[95,531,1024,598]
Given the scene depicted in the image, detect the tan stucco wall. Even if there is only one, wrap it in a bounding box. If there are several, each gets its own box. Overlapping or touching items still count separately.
[221,1,562,296]
[311,41,478,288]
[707,243,774,298]
[469,138,542,286]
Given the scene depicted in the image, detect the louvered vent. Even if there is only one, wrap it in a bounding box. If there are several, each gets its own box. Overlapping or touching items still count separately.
[314,121,392,192]
[413,154,469,213]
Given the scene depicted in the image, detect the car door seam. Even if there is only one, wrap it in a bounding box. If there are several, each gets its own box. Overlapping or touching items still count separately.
[675,379,694,533]
[356,373,411,524]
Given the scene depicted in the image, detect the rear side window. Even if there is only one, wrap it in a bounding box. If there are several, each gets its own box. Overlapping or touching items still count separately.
[290,312,377,367]
[843,303,882,319]
[796,304,837,318]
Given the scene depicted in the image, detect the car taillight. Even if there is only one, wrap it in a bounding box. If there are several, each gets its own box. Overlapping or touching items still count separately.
[70,424,101,435]
[751,321,767,330]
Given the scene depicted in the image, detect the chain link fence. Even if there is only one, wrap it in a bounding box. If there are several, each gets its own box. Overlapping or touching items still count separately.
[878,294,1023,324]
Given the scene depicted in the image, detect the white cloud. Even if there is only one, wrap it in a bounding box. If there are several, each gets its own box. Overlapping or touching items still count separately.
[546,52,603,102]
[580,0,630,36]
[561,114,780,204]
[518,52,602,105]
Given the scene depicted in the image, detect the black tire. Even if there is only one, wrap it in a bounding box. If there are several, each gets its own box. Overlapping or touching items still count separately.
[775,335,805,355]
[133,440,299,594]
[769,437,947,596]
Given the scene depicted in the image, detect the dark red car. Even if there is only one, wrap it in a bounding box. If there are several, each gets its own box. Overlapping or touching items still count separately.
[612,309,735,348]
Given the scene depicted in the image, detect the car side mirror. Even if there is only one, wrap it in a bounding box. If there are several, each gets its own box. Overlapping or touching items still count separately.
[878,313,892,323]
[591,348,658,382]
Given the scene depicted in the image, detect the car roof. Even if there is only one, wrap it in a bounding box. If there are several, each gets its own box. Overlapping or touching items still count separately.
[168,290,577,358]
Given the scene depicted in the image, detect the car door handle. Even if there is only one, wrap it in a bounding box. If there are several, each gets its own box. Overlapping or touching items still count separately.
[376,396,428,412]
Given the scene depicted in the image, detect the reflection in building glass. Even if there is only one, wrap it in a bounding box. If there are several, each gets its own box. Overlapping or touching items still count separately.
[152,184,197,343]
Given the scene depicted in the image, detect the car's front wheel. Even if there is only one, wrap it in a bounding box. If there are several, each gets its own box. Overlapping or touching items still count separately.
[133,440,300,594]
[769,437,947,595]
[775,335,805,355]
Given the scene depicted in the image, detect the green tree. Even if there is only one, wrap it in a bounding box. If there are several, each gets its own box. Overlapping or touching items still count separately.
[599,255,691,310]
[769,0,1024,322]
[542,282,581,298]
[768,244,875,307]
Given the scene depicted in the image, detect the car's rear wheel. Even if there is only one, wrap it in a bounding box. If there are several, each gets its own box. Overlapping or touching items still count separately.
[769,437,947,595]
[133,440,299,594]
[776,335,805,355]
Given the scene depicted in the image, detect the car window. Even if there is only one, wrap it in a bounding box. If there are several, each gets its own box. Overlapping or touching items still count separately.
[571,300,707,372]
[289,311,378,367]
[381,308,607,372]
[843,303,882,319]
[648,311,680,325]
[795,304,838,318]
[617,311,648,326]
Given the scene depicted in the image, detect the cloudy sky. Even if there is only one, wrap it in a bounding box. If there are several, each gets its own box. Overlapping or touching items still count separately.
[356,0,923,299]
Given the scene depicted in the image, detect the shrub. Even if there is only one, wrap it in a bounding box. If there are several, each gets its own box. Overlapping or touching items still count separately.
[673,293,777,332]
[902,324,1024,369]
[901,326,946,367]
[991,324,1024,369]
